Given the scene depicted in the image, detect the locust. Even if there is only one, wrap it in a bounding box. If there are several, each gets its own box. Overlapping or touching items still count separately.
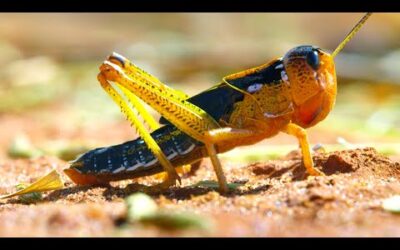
[64,13,372,194]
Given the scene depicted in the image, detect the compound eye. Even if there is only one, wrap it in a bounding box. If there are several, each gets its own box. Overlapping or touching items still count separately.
[306,50,320,70]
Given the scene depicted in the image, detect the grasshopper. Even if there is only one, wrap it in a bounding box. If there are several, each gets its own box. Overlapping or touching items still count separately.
[64,13,372,193]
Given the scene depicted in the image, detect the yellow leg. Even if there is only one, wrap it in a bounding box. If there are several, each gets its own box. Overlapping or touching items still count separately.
[120,82,180,185]
[98,73,180,188]
[205,143,229,194]
[282,123,324,176]
[119,84,160,131]
[153,164,192,181]
[107,52,189,101]
[99,57,220,143]
[204,128,256,193]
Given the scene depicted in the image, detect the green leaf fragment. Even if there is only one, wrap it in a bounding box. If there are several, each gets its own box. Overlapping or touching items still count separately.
[7,135,43,159]
[124,193,213,231]
[56,146,92,161]
[382,195,400,214]
[125,193,158,222]
[140,212,212,231]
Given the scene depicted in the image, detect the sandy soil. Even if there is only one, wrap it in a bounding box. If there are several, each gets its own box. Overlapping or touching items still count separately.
[0,147,399,237]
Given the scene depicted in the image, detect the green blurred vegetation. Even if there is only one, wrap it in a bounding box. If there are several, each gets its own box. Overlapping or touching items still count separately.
[0,13,399,160]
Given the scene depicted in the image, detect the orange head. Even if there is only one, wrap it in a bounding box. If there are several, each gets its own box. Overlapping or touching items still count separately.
[282,45,337,128]
[281,13,372,128]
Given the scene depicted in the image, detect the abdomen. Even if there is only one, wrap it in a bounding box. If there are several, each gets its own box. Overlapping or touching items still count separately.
[64,125,205,185]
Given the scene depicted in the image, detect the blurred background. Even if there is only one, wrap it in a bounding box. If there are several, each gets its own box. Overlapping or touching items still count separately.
[0,13,399,163]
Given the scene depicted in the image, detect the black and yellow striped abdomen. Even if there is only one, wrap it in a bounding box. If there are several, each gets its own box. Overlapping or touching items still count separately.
[66,125,204,183]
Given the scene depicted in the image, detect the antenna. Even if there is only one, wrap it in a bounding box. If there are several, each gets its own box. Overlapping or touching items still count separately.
[331,13,373,58]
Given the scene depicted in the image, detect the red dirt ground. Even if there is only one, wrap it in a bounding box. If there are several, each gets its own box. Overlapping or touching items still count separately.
[0,147,399,237]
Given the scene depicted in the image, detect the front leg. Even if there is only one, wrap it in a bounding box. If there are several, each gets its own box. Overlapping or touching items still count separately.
[281,123,324,176]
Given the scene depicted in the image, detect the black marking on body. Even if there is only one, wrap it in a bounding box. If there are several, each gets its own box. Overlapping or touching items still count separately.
[228,59,285,89]
[159,59,285,125]
[159,84,244,125]
[71,125,202,176]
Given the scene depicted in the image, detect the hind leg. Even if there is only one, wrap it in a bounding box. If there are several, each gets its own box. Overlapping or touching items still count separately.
[98,73,181,190]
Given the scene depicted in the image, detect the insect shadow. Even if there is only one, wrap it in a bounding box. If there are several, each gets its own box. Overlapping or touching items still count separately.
[36,178,271,203]
[43,184,117,202]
